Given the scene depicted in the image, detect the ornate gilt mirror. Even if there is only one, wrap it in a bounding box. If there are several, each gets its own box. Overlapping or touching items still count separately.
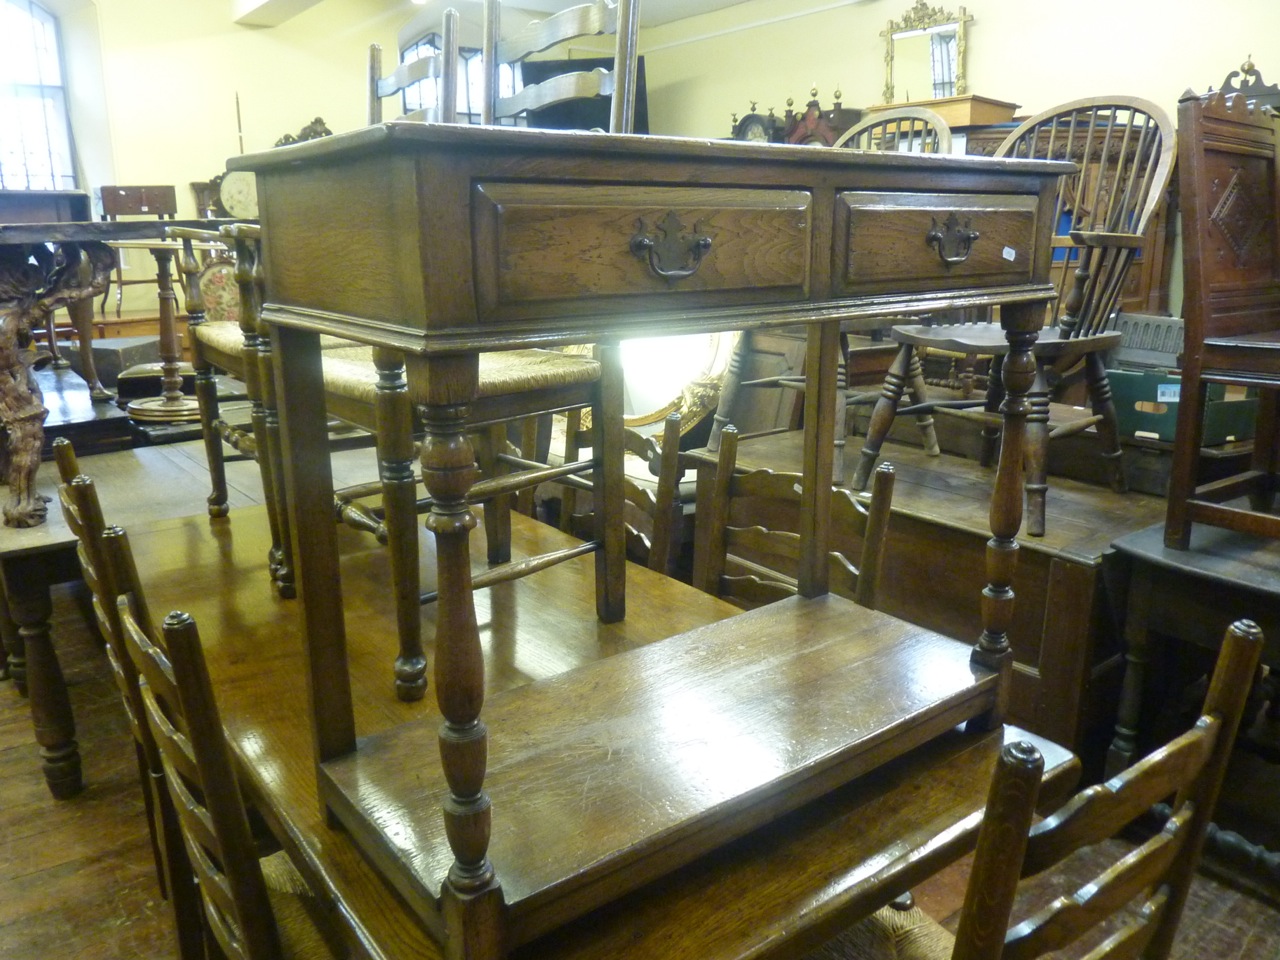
[881,2,972,104]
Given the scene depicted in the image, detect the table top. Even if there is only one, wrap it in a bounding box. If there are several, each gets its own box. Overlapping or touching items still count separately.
[0,218,238,245]
[1113,521,1280,597]
[126,503,1077,960]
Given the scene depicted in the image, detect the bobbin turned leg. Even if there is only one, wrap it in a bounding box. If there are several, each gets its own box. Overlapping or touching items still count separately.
[413,352,506,960]
[970,301,1040,732]
[851,343,913,490]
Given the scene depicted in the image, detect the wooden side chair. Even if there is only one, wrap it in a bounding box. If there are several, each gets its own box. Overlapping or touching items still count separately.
[850,97,1176,536]
[1164,88,1280,549]
[122,601,342,960]
[692,424,895,610]
[812,617,1264,960]
[559,413,685,576]
[52,438,204,960]
[99,184,177,318]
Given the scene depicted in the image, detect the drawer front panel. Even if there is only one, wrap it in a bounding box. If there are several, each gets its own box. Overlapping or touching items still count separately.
[834,192,1038,295]
[474,184,811,320]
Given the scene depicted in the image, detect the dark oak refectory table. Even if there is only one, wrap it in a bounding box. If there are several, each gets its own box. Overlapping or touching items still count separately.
[229,122,1072,957]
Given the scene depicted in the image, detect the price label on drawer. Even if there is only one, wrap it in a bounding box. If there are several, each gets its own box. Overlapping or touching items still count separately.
[1157,383,1181,403]
[1002,246,1016,261]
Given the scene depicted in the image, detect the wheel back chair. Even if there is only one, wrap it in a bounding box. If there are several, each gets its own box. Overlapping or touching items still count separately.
[849,97,1176,537]
[691,424,896,611]
[807,617,1264,960]
[707,106,952,486]
[1165,87,1280,548]
[181,1,640,703]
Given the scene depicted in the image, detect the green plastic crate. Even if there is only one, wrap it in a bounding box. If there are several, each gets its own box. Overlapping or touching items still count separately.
[1106,369,1257,444]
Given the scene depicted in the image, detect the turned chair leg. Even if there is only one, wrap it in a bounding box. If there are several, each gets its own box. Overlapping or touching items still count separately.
[904,351,940,456]
[978,355,1005,468]
[1023,364,1051,538]
[1084,353,1127,495]
[852,343,913,490]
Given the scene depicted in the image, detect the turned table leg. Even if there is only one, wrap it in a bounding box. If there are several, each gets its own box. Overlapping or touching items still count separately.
[970,300,1041,730]
[2,551,83,798]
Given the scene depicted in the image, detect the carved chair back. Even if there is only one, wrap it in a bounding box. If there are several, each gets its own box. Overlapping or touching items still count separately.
[1164,88,1280,547]
[368,6,460,124]
[483,0,640,134]
[694,425,894,610]
[995,97,1176,339]
[833,106,952,154]
[951,619,1263,960]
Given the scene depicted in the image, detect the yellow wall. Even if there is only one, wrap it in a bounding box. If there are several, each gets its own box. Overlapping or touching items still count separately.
[54,0,1280,312]
[641,0,1280,140]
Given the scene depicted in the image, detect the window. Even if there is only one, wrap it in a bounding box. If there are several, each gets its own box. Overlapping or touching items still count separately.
[1,0,76,190]
[399,34,518,125]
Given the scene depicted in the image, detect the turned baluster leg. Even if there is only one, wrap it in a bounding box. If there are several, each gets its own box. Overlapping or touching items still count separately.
[126,249,199,421]
[256,321,294,597]
[416,353,505,960]
[3,554,82,798]
[1023,364,1050,538]
[851,343,913,490]
[375,348,425,702]
[970,301,1040,730]
[179,239,229,517]
[1106,564,1155,777]
[707,331,748,452]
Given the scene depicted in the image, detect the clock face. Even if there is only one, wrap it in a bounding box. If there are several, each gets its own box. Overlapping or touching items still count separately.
[219,171,258,219]
[736,114,769,142]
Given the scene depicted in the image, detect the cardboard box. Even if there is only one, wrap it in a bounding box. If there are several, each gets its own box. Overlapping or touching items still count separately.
[1107,369,1257,444]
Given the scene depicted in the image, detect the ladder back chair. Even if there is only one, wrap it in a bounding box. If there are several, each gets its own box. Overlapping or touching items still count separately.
[813,617,1264,960]
[369,6,459,124]
[99,184,178,318]
[709,108,952,486]
[692,424,895,610]
[123,603,342,960]
[559,413,685,576]
[52,438,205,960]
[1165,88,1280,549]
[850,97,1176,536]
[482,0,640,133]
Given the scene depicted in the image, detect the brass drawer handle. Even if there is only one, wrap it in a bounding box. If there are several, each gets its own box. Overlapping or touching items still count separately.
[926,212,980,266]
[631,212,713,281]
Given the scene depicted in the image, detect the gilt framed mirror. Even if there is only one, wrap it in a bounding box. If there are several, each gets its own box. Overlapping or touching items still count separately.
[881,2,972,104]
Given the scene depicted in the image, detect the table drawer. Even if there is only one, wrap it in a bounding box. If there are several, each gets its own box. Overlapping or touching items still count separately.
[473,183,811,321]
[833,192,1038,295]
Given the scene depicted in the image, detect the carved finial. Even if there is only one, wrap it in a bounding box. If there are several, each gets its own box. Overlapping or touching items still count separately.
[786,96,794,108]
[749,100,758,111]
[834,86,843,103]
[810,84,819,99]
[1244,53,1255,74]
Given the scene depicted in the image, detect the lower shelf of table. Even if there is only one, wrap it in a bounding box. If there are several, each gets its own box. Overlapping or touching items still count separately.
[319,592,999,947]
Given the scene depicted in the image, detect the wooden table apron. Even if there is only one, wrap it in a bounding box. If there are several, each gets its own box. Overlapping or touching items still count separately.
[230,122,1069,949]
